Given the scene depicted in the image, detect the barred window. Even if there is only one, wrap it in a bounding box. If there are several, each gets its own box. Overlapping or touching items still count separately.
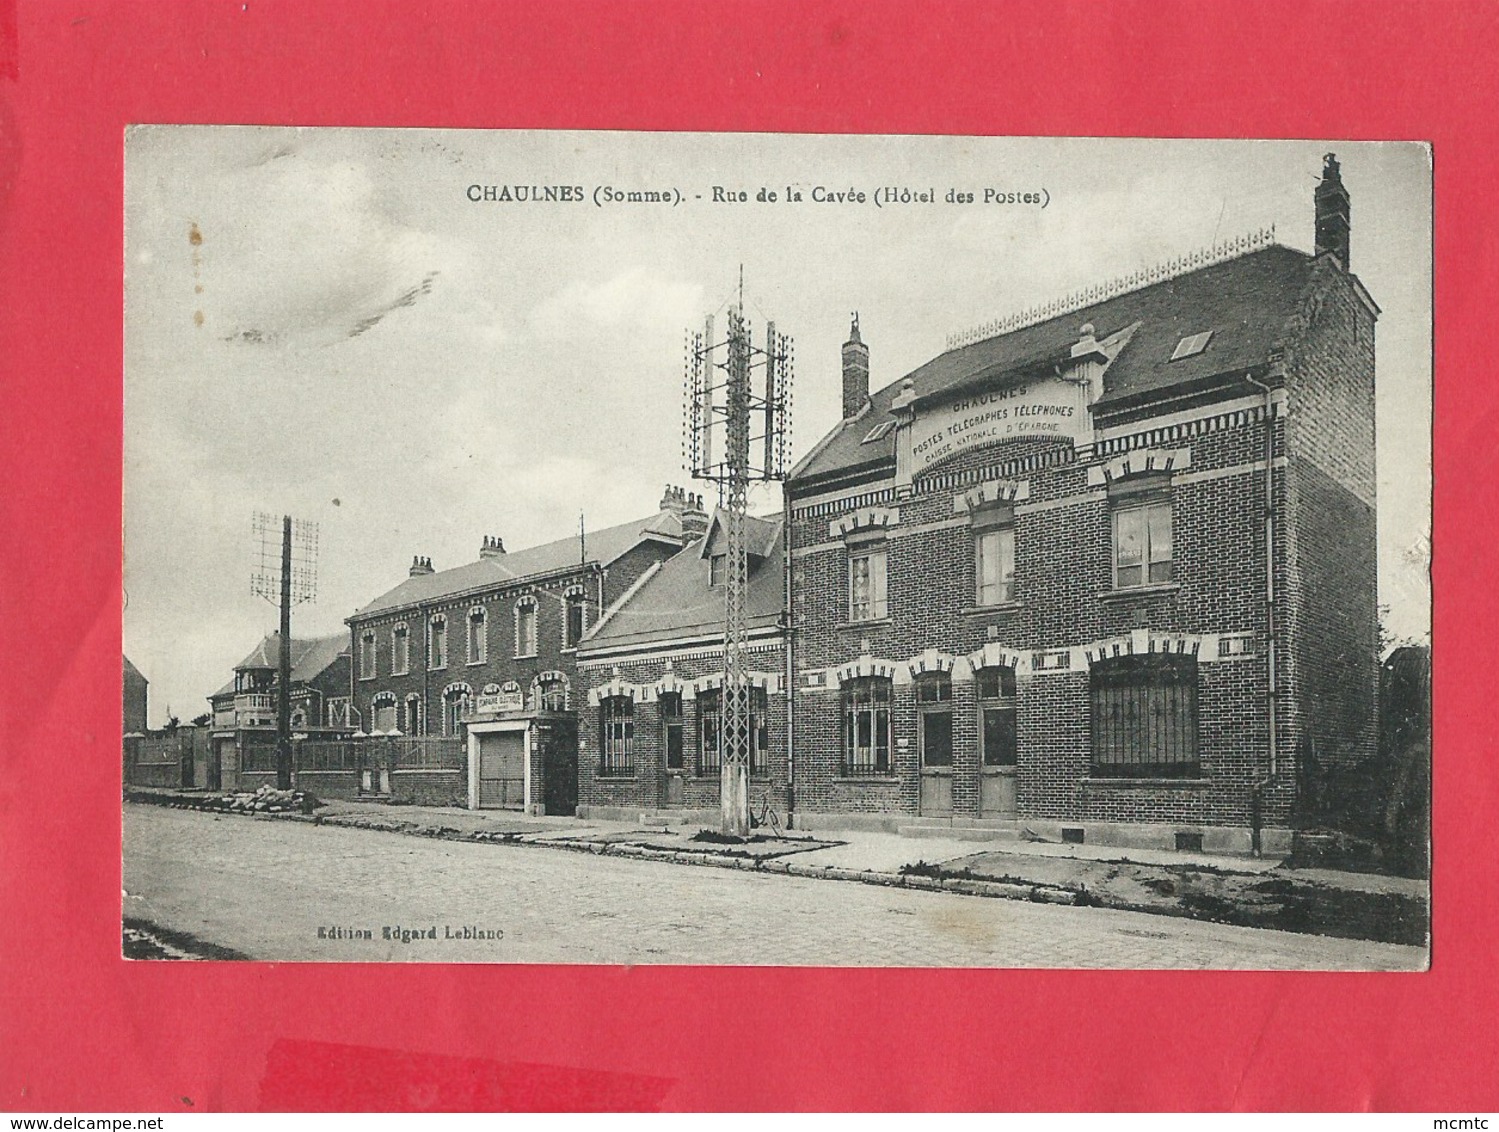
[696,688,768,776]
[600,695,635,776]
[978,666,1017,767]
[698,690,721,775]
[1090,654,1198,778]
[842,676,892,776]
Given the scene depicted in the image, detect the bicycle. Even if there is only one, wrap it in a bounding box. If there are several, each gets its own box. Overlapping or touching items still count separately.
[749,788,783,838]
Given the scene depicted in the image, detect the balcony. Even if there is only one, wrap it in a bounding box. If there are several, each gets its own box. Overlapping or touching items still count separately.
[231,693,275,729]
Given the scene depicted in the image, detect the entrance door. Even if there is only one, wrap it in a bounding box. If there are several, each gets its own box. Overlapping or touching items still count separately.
[917,674,954,817]
[919,711,954,815]
[541,717,578,817]
[978,667,1018,818]
[477,731,526,809]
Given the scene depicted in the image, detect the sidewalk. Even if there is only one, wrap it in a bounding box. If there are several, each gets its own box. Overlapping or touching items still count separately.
[126,788,1430,946]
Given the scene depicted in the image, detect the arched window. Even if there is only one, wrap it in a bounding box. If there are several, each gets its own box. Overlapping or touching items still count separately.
[599,696,634,776]
[359,630,377,680]
[535,675,568,712]
[371,692,397,734]
[428,614,448,670]
[842,676,892,776]
[441,684,472,737]
[403,694,424,736]
[515,597,538,658]
[467,606,487,664]
[391,622,409,675]
[564,586,587,648]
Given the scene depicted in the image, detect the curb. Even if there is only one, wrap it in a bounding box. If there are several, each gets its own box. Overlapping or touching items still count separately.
[126,795,1427,945]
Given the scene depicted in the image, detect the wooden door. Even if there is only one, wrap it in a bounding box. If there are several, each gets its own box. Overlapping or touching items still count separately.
[918,709,954,816]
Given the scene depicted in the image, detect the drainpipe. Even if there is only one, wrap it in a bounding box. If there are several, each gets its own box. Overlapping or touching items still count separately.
[783,480,796,828]
[1245,373,1278,856]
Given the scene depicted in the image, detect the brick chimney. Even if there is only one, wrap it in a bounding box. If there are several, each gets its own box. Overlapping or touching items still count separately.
[409,555,434,577]
[479,535,506,560]
[681,491,709,542]
[1314,152,1351,270]
[841,312,870,419]
[659,485,709,542]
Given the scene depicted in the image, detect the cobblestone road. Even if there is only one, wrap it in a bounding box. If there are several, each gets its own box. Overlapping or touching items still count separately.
[123,805,1425,968]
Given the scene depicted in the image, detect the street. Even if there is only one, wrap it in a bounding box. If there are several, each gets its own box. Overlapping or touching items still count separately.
[123,804,1426,968]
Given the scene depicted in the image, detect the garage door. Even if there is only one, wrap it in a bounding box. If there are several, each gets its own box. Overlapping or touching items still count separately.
[477,731,525,809]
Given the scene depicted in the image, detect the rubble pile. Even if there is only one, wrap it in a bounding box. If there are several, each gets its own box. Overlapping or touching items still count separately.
[130,785,323,816]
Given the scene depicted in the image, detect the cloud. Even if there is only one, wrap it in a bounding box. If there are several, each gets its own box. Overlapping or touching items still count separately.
[528,267,704,338]
[189,148,447,348]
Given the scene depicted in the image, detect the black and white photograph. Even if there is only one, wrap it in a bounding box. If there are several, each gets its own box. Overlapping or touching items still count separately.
[121,129,1431,969]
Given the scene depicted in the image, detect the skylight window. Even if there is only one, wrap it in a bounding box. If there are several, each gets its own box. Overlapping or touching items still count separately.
[1170,331,1214,361]
[861,420,895,444]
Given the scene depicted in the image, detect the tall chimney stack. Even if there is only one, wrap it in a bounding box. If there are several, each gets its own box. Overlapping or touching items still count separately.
[841,312,870,419]
[1314,152,1351,270]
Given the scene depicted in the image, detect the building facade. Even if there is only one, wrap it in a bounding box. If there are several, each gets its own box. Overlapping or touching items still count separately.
[122,655,149,736]
[344,488,706,812]
[206,632,353,790]
[784,156,1378,852]
[574,512,788,823]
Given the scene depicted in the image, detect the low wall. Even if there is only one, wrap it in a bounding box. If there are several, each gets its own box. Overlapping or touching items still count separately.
[129,762,181,790]
[292,770,362,801]
[390,770,467,808]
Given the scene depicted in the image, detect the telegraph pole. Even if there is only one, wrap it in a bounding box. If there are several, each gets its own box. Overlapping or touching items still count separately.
[685,273,793,835]
[252,511,318,792]
[276,515,293,789]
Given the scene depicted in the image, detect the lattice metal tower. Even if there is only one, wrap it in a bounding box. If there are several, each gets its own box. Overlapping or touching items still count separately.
[685,277,793,835]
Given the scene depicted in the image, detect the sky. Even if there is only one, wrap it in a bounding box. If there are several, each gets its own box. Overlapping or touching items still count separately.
[123,131,1432,726]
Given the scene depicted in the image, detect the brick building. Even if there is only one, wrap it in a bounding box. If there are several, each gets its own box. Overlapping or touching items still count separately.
[574,511,787,822]
[784,155,1378,853]
[344,489,705,813]
[205,631,353,790]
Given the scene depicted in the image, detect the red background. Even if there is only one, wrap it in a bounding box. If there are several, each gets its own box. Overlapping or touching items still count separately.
[0,0,1492,1112]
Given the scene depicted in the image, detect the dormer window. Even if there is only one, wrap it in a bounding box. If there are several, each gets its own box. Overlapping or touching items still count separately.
[1170,330,1213,361]
[709,554,726,588]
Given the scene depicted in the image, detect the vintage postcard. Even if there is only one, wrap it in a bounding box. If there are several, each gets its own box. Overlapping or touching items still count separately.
[121,129,1431,968]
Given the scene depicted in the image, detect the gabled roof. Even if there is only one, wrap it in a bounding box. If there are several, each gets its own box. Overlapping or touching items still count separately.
[578,521,785,655]
[212,632,350,698]
[698,510,781,562]
[352,509,688,619]
[123,655,146,684]
[792,245,1318,487]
